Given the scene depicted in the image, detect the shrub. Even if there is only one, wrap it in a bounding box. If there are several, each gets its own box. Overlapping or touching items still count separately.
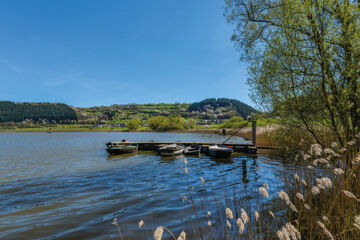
[219,117,248,129]
[147,115,186,131]
[185,119,196,129]
[126,119,141,130]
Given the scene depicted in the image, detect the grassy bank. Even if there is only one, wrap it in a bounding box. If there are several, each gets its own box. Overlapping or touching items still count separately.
[0,127,132,132]
[0,127,217,133]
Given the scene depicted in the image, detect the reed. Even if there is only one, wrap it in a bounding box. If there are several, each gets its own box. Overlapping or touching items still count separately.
[281,135,360,239]
[111,134,360,239]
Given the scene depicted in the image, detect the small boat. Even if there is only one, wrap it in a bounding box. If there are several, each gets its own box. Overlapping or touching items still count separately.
[158,143,184,156]
[106,141,138,154]
[184,145,201,155]
[208,145,233,158]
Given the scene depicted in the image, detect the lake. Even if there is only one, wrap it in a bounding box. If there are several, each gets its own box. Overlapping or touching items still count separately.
[0,132,301,239]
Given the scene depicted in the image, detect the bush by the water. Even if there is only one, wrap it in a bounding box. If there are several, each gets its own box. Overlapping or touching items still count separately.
[219,116,248,129]
[147,115,195,131]
[126,119,142,130]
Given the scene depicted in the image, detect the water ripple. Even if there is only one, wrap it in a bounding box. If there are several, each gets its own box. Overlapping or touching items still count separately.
[0,132,303,239]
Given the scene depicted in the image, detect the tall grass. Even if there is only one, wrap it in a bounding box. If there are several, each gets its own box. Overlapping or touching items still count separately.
[286,135,360,240]
[112,134,360,239]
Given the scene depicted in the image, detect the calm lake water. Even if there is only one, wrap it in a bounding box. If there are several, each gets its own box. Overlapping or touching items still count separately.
[0,132,301,239]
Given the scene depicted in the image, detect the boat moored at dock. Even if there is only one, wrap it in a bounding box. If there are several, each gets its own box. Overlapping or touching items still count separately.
[158,143,185,156]
[184,145,201,155]
[208,145,234,158]
[106,141,139,154]
[105,140,260,155]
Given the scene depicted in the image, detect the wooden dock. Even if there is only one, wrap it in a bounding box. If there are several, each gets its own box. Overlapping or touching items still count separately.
[128,142,259,153]
[108,122,279,154]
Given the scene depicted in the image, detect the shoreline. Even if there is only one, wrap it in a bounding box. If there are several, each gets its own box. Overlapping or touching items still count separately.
[0,128,215,133]
[0,128,219,133]
[0,127,273,146]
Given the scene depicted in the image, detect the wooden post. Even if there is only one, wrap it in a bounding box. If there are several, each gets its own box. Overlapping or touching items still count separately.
[252,120,256,146]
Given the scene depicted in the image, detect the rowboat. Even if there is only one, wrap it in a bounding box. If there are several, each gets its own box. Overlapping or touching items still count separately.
[106,141,138,154]
[208,145,233,158]
[158,144,185,156]
[184,145,201,155]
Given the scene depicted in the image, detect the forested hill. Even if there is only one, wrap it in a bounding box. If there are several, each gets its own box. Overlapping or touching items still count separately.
[0,101,78,123]
[0,98,257,124]
[188,98,257,119]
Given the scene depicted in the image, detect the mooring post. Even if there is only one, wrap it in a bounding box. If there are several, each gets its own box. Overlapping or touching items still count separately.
[252,120,256,146]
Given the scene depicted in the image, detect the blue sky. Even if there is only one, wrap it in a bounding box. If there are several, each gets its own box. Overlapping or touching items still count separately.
[0,0,251,107]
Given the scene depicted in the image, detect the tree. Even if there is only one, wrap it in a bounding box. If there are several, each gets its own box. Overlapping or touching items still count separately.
[148,116,168,131]
[147,115,187,131]
[220,116,248,129]
[126,119,141,130]
[225,0,360,146]
[186,119,197,129]
[188,98,257,118]
[0,101,78,123]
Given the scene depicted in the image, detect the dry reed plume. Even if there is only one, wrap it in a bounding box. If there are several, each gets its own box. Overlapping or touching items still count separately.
[177,231,186,240]
[236,218,244,233]
[154,226,163,240]
[240,208,249,224]
[254,211,259,221]
[259,187,269,198]
[226,207,234,219]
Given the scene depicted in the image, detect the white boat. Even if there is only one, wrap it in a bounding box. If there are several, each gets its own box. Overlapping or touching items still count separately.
[158,144,185,156]
[184,145,201,155]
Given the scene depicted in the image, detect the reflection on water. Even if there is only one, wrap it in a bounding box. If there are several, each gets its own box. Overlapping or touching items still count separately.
[0,132,301,239]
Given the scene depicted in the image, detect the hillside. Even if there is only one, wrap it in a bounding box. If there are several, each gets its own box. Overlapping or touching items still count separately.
[75,98,256,124]
[188,98,257,119]
[0,101,77,123]
[75,103,191,124]
[0,98,257,126]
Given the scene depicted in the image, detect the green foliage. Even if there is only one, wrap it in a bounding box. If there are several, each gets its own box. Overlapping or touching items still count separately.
[186,119,196,129]
[126,119,141,130]
[148,116,167,131]
[256,118,279,126]
[147,115,187,131]
[188,98,257,118]
[225,0,360,145]
[219,116,248,129]
[0,101,77,123]
[167,114,185,129]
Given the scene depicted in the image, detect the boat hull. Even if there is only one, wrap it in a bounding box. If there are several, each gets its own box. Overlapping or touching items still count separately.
[184,146,201,155]
[106,147,137,154]
[160,149,184,156]
[208,145,233,158]
[105,141,138,155]
[158,144,185,156]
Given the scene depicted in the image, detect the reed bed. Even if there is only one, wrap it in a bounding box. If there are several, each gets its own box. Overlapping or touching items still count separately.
[112,134,360,239]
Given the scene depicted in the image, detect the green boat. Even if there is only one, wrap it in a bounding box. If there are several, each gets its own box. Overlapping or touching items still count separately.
[106,141,138,154]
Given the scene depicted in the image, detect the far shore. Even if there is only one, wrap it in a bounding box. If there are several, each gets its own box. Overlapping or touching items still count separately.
[0,126,273,146]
